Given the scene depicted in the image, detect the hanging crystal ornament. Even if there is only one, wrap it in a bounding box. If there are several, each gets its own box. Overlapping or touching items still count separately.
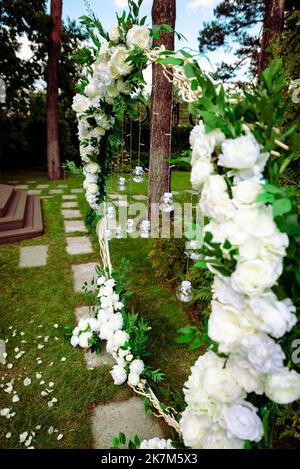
[176,281,194,303]
[140,220,151,238]
[118,177,127,192]
[159,192,174,213]
[106,229,112,241]
[106,205,116,220]
[126,219,135,234]
[132,166,145,183]
[115,225,125,239]
[185,240,202,261]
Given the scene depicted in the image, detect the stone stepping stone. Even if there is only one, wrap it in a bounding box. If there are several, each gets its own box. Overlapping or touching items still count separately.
[63,195,77,200]
[172,191,180,196]
[132,195,147,201]
[19,245,48,268]
[74,307,114,368]
[64,220,87,234]
[62,201,78,209]
[27,180,37,184]
[49,189,63,194]
[91,397,164,449]
[71,262,98,293]
[57,184,67,188]
[28,190,42,195]
[40,196,53,200]
[108,194,119,200]
[66,236,93,255]
[36,184,49,189]
[7,180,19,184]
[114,200,129,207]
[15,185,28,190]
[62,209,81,219]
[71,189,83,194]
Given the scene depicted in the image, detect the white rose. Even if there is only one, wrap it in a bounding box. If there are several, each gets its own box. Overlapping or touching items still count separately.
[219,133,260,170]
[247,292,297,339]
[97,276,106,286]
[109,23,120,42]
[234,205,277,239]
[140,438,174,450]
[70,336,80,347]
[199,175,235,222]
[107,313,123,333]
[126,25,150,50]
[231,333,285,374]
[202,430,244,449]
[72,326,80,337]
[85,162,100,174]
[180,408,212,448]
[113,330,129,349]
[203,367,244,403]
[85,80,99,98]
[232,178,264,206]
[208,301,255,354]
[225,401,263,442]
[265,369,300,404]
[85,183,99,195]
[212,276,245,311]
[78,331,93,348]
[231,258,283,296]
[226,357,264,394]
[191,160,214,190]
[99,285,114,297]
[110,365,127,385]
[190,121,218,164]
[229,152,270,183]
[129,359,144,376]
[128,372,140,387]
[105,278,116,288]
[109,46,133,78]
[72,94,90,114]
[99,323,113,340]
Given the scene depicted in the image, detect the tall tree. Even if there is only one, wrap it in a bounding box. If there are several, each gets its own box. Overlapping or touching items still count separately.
[47,0,62,180]
[148,0,176,218]
[258,0,286,73]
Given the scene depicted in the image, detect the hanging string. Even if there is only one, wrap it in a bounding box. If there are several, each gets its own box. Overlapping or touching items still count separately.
[138,103,142,168]
[129,117,133,205]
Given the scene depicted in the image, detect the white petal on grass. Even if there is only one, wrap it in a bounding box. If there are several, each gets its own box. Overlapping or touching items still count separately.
[23,377,31,386]
[36,373,42,380]
[5,433,12,439]
[25,436,33,447]
[60,357,66,362]
[57,434,63,441]
[0,408,10,417]
[7,363,13,369]
[41,391,48,397]
[48,426,54,435]
[37,344,44,350]
[53,324,59,329]
[40,381,45,385]
[12,395,20,403]
[20,431,28,443]
[14,347,19,352]
[49,382,54,387]
[36,425,41,430]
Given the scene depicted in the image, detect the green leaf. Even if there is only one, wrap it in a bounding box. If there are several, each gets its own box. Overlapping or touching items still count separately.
[256,192,275,204]
[119,432,126,445]
[188,335,206,351]
[194,260,207,269]
[128,440,136,449]
[273,198,292,218]
[264,184,284,194]
[184,63,196,79]
[157,57,184,66]
[112,437,119,449]
[178,326,199,335]
[175,334,194,344]
[134,435,141,447]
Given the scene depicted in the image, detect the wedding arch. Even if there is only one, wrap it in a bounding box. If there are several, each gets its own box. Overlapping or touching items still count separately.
[70,0,300,450]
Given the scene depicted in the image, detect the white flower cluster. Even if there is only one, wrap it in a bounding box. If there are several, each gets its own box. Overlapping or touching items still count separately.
[181,121,300,449]
[139,438,174,449]
[72,24,151,209]
[70,274,145,388]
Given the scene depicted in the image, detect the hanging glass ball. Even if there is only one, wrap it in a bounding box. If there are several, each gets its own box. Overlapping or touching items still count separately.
[118,177,127,192]
[115,225,125,239]
[140,220,151,238]
[176,281,194,303]
[106,229,112,241]
[126,219,135,234]
[185,240,202,261]
[132,166,145,183]
[159,192,174,213]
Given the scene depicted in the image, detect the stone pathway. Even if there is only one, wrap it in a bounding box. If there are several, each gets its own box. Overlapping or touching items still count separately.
[62,209,82,219]
[64,220,87,234]
[63,195,77,200]
[66,236,93,256]
[91,397,164,449]
[71,263,98,293]
[19,245,48,268]
[62,202,77,209]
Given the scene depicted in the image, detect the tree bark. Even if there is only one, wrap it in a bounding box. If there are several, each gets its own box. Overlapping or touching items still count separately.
[47,0,62,180]
[258,0,286,73]
[148,0,176,218]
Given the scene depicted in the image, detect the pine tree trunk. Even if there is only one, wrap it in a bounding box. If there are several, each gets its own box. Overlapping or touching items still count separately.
[47,0,62,180]
[258,0,286,73]
[148,0,176,219]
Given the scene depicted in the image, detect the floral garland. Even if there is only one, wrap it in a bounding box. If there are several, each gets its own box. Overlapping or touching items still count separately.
[70,1,300,451]
[72,4,151,210]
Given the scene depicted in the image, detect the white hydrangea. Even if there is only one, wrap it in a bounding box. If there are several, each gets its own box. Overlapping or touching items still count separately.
[224,400,263,442]
[264,369,300,404]
[140,438,174,450]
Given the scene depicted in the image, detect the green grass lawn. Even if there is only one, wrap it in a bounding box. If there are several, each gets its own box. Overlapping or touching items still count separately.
[0,170,198,449]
